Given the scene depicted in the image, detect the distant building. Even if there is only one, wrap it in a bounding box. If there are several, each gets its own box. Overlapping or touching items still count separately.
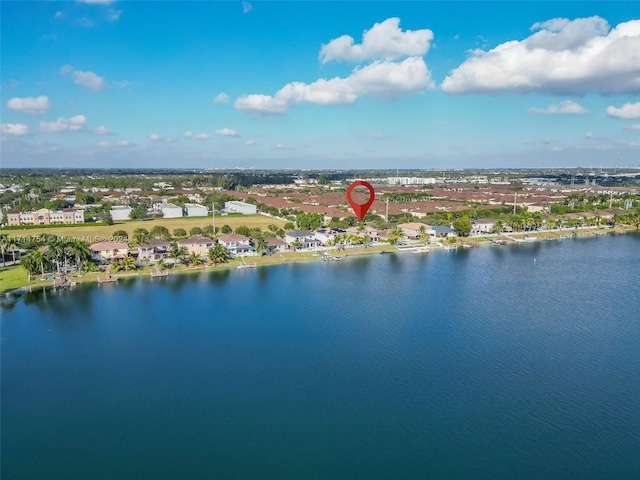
[388,177,437,186]
[110,206,132,221]
[6,208,84,226]
[184,203,208,217]
[153,202,183,218]
[224,201,257,215]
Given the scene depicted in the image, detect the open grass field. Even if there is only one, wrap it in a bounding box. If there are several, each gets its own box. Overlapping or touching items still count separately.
[3,214,286,242]
[0,265,30,292]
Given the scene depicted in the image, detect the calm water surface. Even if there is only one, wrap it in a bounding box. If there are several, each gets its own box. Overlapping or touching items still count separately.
[2,234,640,479]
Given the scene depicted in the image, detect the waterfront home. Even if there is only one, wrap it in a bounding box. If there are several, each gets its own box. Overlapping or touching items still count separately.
[345,226,380,242]
[90,242,129,261]
[398,222,433,240]
[265,237,290,254]
[217,234,254,257]
[471,218,496,235]
[177,235,214,257]
[285,230,321,250]
[432,225,457,238]
[314,228,346,245]
[137,239,171,263]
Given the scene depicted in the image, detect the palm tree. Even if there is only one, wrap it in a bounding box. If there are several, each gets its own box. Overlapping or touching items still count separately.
[255,237,268,257]
[0,234,8,267]
[7,238,19,264]
[388,227,404,245]
[48,240,65,274]
[188,252,203,266]
[20,253,38,276]
[168,242,187,265]
[132,228,150,246]
[31,249,47,277]
[69,240,91,271]
[208,242,229,267]
[120,256,136,272]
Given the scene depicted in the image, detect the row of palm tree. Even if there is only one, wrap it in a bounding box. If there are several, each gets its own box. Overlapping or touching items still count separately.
[17,239,92,276]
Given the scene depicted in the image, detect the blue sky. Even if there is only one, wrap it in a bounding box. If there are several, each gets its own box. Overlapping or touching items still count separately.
[2,1,639,169]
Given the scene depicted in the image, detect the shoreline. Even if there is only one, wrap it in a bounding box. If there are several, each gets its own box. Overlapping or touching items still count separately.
[1,226,637,296]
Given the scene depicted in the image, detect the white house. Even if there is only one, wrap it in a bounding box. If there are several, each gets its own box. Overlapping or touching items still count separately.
[314,228,346,245]
[110,206,132,221]
[184,203,208,217]
[471,218,496,235]
[217,234,254,256]
[345,226,380,242]
[285,230,321,250]
[224,201,257,215]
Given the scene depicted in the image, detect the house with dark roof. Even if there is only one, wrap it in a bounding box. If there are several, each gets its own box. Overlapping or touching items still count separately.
[137,238,171,263]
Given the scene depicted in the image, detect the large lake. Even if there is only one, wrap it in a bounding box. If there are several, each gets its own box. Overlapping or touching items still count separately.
[2,233,639,479]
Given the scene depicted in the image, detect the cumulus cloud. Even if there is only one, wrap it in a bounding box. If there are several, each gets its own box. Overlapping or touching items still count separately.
[242,2,252,14]
[274,143,288,149]
[213,92,230,103]
[1,123,30,136]
[194,133,210,140]
[7,95,51,115]
[236,56,433,114]
[320,17,433,63]
[441,16,640,95]
[60,65,110,92]
[183,131,194,138]
[245,139,255,146]
[528,100,589,114]
[216,128,240,137]
[606,102,640,119]
[624,124,640,130]
[40,115,87,133]
[117,140,134,147]
[94,125,113,135]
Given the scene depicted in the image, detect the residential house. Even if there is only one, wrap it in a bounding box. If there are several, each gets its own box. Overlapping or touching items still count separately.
[137,239,171,263]
[314,227,346,245]
[265,237,289,254]
[345,225,380,242]
[397,222,433,240]
[217,234,254,257]
[432,225,457,238]
[90,242,129,261]
[471,218,496,235]
[285,230,321,250]
[177,235,214,257]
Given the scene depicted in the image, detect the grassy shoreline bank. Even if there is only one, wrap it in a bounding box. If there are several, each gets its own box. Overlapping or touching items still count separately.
[1,226,636,295]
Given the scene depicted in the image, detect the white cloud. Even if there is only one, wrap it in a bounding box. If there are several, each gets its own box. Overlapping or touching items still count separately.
[442,17,640,95]
[320,17,433,63]
[55,11,63,19]
[109,10,122,21]
[2,79,20,89]
[59,64,74,75]
[585,132,594,138]
[1,123,30,136]
[624,124,640,130]
[370,132,385,139]
[213,92,230,104]
[194,133,210,140]
[606,102,640,119]
[236,56,432,114]
[117,140,134,147]
[183,131,194,138]
[73,70,109,92]
[94,125,113,135]
[216,128,240,137]
[7,95,51,115]
[149,133,176,142]
[97,141,109,148]
[528,100,589,114]
[40,115,87,133]
[274,143,288,149]
[242,2,252,14]
[245,139,255,146]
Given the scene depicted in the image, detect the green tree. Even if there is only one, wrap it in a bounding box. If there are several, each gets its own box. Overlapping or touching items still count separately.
[132,228,150,246]
[112,230,128,241]
[255,237,268,257]
[220,224,232,234]
[188,252,203,266]
[388,227,404,245]
[150,225,170,239]
[20,253,39,276]
[452,216,473,237]
[130,206,147,220]
[120,256,136,272]
[173,228,187,238]
[235,225,251,237]
[69,241,91,270]
[189,226,203,236]
[284,222,295,231]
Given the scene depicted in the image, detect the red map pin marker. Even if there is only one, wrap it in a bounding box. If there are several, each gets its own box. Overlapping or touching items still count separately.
[346,180,375,221]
